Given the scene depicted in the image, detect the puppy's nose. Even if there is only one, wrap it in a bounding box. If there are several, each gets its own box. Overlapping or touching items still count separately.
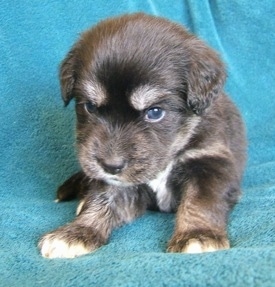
[99,158,126,175]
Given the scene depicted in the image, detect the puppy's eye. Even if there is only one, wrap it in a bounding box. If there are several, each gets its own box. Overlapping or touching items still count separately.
[84,102,97,113]
[145,107,165,122]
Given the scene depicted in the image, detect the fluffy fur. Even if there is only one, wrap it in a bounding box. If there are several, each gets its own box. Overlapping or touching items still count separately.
[39,13,246,258]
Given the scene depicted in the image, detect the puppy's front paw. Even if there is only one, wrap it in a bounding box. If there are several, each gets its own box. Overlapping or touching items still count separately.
[39,234,90,258]
[39,225,105,258]
[167,231,230,254]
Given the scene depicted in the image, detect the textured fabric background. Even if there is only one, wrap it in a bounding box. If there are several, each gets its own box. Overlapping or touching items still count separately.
[0,1,274,286]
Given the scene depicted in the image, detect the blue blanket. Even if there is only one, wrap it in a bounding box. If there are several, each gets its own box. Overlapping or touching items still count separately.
[1,1,274,286]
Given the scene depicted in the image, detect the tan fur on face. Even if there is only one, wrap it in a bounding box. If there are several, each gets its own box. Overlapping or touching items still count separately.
[130,86,171,110]
[81,80,107,106]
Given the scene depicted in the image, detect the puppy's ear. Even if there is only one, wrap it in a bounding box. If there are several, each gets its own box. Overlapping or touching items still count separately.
[59,47,77,106]
[186,39,226,115]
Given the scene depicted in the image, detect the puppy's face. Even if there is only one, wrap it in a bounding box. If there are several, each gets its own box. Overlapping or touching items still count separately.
[74,84,191,186]
[60,13,225,186]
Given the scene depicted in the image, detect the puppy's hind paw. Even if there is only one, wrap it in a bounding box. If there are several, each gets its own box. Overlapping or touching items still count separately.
[167,231,230,254]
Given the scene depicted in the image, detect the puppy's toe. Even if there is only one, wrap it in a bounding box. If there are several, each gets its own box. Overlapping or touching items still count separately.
[76,200,85,216]
[167,231,230,254]
[39,234,90,258]
[182,238,227,253]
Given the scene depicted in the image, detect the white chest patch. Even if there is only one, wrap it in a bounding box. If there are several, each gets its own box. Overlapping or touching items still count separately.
[148,162,175,212]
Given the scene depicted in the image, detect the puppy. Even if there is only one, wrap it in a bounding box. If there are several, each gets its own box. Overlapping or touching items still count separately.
[39,13,246,258]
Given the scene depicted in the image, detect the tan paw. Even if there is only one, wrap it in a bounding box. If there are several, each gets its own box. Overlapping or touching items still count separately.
[39,225,105,259]
[39,234,90,258]
[167,231,230,254]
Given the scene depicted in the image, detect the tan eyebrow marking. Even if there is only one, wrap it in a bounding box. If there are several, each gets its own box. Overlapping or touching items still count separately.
[130,86,170,110]
[82,81,107,106]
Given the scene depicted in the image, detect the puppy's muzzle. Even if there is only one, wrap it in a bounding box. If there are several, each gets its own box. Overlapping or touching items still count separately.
[97,157,126,175]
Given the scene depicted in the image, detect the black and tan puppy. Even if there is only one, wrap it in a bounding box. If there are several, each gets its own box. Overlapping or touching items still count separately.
[39,13,246,258]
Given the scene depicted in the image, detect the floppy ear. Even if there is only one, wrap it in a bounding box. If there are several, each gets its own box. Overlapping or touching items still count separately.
[186,38,226,115]
[59,47,77,106]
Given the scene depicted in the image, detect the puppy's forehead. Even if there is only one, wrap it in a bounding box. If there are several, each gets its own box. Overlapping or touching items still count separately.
[130,86,169,110]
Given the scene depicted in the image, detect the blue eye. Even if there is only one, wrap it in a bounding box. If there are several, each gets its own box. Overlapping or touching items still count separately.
[84,102,97,113]
[145,107,165,122]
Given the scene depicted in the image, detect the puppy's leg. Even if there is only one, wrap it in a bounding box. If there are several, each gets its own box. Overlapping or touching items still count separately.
[39,183,153,258]
[167,154,240,253]
[56,171,89,202]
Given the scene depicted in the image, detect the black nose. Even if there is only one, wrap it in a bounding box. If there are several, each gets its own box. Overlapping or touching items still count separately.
[99,158,126,175]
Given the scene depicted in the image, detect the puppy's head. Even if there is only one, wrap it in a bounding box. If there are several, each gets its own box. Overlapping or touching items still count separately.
[59,13,226,186]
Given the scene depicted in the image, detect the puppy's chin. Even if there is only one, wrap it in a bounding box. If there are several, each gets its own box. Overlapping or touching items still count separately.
[82,166,154,187]
[104,177,134,187]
